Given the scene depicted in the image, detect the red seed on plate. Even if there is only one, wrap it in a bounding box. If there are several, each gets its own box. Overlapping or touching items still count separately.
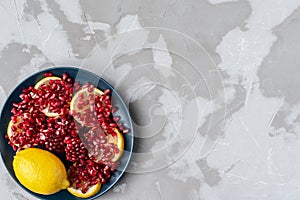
[123,129,129,134]
[44,72,52,77]
[113,116,120,122]
[104,89,110,95]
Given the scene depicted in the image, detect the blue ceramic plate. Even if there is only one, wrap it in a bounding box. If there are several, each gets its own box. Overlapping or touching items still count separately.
[0,67,134,200]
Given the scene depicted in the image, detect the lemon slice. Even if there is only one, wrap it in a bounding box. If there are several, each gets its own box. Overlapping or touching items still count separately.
[13,148,70,195]
[7,118,21,140]
[90,128,124,163]
[34,76,62,117]
[70,87,104,125]
[34,76,61,90]
[7,117,27,148]
[67,182,101,198]
[109,129,124,162]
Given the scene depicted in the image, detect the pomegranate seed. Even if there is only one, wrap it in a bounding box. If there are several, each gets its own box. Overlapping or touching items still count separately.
[88,85,94,92]
[117,123,124,131]
[104,89,110,95]
[111,107,118,113]
[67,78,73,83]
[44,72,52,77]
[62,73,68,81]
[11,126,17,131]
[113,116,120,122]
[123,129,129,134]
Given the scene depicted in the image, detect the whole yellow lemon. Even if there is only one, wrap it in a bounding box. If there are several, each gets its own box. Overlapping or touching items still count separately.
[13,148,69,195]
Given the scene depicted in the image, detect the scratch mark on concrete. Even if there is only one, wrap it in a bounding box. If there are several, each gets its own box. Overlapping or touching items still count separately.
[13,0,27,46]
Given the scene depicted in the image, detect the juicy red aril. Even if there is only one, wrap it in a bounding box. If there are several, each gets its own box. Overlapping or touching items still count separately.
[104,89,110,95]
[113,116,120,122]
[88,85,94,92]
[44,72,52,77]
[62,73,68,81]
[123,129,129,134]
[111,107,118,113]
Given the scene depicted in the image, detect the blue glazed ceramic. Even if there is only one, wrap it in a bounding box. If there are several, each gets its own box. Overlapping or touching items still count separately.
[0,67,134,200]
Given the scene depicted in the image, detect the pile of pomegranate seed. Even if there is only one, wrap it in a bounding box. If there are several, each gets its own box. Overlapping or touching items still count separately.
[6,72,126,193]
[35,76,73,115]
